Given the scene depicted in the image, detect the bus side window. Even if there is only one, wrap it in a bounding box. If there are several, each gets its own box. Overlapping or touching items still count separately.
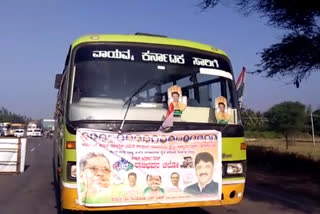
[56,71,67,121]
[72,85,81,102]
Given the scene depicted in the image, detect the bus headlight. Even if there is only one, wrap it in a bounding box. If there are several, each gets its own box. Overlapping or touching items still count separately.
[226,163,243,175]
[67,161,77,181]
[71,165,76,178]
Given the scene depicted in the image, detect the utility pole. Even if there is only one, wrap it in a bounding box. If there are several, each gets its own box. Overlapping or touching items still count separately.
[311,112,315,147]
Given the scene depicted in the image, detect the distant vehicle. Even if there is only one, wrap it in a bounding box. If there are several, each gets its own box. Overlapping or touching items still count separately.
[14,129,25,138]
[44,130,54,139]
[27,129,33,137]
[40,119,55,131]
[9,123,25,136]
[0,122,11,136]
[27,128,42,137]
[27,122,38,129]
[33,128,42,137]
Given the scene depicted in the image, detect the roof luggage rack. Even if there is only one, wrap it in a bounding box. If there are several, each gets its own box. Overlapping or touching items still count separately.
[134,32,167,38]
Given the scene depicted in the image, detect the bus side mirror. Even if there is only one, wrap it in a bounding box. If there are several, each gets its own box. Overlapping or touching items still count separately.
[54,74,63,89]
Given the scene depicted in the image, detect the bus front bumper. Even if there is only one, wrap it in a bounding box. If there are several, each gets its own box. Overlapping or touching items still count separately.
[61,182,245,211]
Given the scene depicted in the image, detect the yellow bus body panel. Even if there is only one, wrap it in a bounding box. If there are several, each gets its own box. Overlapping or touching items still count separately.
[61,183,244,211]
[222,137,246,161]
[60,129,246,211]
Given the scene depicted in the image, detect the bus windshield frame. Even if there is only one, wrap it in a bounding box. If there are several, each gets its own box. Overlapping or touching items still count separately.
[67,43,240,125]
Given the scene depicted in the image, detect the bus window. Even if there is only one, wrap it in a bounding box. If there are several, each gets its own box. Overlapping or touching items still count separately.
[68,44,238,124]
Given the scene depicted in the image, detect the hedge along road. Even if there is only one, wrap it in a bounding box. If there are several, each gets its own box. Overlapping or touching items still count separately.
[0,137,319,214]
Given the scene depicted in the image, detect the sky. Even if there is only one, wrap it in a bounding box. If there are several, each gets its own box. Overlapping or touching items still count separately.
[0,0,319,119]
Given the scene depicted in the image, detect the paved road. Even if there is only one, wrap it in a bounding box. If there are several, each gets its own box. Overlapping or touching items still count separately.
[0,138,319,214]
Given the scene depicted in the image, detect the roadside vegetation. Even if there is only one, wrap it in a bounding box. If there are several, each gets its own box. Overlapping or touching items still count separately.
[243,102,320,202]
[200,1,320,87]
[242,101,320,169]
[247,144,320,204]
[0,107,31,123]
[243,101,320,141]
[248,139,320,161]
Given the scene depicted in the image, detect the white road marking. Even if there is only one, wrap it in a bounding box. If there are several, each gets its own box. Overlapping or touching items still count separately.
[30,141,42,152]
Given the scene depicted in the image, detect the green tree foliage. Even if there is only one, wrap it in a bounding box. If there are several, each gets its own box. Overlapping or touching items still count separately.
[199,0,320,86]
[313,108,320,136]
[264,101,306,149]
[0,107,31,123]
[241,108,267,131]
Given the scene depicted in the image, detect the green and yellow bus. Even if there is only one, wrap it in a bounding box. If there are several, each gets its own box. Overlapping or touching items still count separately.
[53,33,246,212]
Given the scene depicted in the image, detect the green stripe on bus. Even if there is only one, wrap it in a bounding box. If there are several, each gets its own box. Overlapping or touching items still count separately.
[222,177,245,181]
[71,34,228,57]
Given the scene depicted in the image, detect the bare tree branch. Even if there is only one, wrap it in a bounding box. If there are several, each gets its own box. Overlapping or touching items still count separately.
[199,0,320,86]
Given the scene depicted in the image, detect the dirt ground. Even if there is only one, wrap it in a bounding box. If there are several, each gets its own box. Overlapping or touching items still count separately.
[247,139,320,161]
[245,142,320,208]
[247,165,320,208]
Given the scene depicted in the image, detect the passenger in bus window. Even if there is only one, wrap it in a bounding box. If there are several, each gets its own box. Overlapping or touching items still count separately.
[153,92,163,103]
[79,152,112,203]
[184,152,218,195]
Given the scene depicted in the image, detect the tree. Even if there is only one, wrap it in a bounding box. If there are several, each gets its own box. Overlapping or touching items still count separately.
[0,107,31,124]
[313,108,320,136]
[241,108,267,130]
[265,101,306,149]
[199,0,320,87]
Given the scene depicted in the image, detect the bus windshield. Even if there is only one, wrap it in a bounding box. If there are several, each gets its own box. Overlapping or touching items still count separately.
[69,44,238,124]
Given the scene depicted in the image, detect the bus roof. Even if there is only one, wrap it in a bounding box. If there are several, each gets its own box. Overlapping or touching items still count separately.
[71,34,228,57]
[1,122,11,125]
[11,123,25,126]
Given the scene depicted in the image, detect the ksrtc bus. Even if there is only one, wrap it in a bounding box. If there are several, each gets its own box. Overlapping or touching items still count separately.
[54,33,246,212]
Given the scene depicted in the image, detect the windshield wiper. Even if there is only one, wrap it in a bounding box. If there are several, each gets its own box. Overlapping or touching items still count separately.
[118,79,155,134]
